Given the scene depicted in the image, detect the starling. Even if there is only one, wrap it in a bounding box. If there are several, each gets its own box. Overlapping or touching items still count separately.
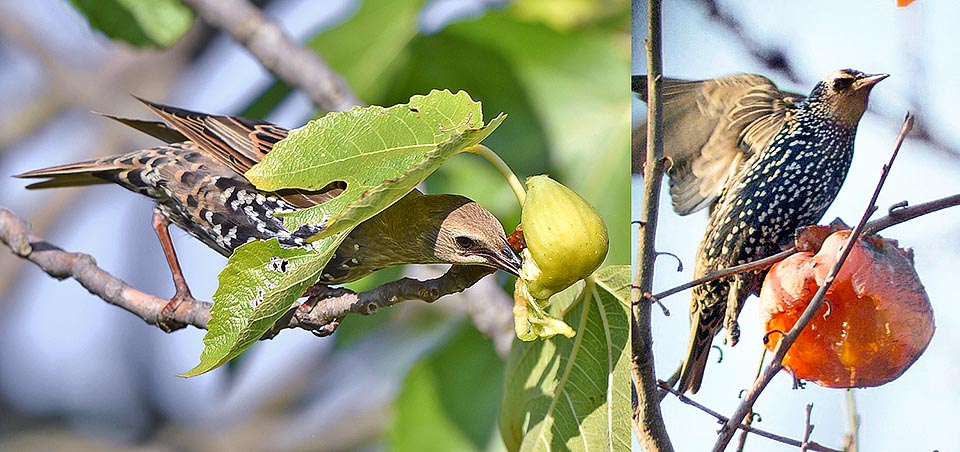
[635,69,887,393]
[16,100,522,326]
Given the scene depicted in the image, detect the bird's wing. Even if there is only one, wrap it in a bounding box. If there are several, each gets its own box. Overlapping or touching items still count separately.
[127,99,338,208]
[134,98,287,175]
[633,74,804,215]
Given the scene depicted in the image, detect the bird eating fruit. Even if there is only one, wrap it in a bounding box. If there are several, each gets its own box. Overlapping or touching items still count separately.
[16,100,522,329]
[634,69,887,393]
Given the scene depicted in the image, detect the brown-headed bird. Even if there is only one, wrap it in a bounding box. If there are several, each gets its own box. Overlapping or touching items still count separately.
[16,100,522,326]
[634,69,887,393]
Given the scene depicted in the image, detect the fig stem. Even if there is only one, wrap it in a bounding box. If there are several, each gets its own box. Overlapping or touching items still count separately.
[465,144,526,205]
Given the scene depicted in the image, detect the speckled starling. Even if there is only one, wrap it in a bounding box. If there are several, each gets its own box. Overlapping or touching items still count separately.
[635,69,887,393]
[16,100,521,324]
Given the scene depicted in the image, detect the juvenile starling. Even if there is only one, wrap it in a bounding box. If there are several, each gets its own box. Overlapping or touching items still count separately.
[635,69,887,393]
[16,100,521,325]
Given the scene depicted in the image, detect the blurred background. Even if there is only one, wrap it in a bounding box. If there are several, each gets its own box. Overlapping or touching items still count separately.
[634,1,960,450]
[0,0,629,451]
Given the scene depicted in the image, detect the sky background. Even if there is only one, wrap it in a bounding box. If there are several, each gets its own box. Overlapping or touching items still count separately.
[634,1,960,451]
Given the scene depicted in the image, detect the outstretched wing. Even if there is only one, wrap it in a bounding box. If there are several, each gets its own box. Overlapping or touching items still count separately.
[633,74,804,215]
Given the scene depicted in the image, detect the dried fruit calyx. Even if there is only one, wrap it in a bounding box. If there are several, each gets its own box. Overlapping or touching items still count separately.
[520,175,608,300]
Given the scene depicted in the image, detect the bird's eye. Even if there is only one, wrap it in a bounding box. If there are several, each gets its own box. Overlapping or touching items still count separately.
[455,236,478,249]
[832,77,854,91]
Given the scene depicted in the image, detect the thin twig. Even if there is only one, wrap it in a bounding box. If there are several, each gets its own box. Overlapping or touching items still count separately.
[843,389,860,452]
[711,113,915,451]
[652,249,794,300]
[801,404,815,452]
[0,207,490,336]
[632,1,674,450]
[180,0,362,112]
[658,384,842,452]
[735,348,768,452]
[863,193,960,235]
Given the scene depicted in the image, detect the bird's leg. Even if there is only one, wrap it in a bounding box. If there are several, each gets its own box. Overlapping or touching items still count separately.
[724,274,744,347]
[152,209,191,332]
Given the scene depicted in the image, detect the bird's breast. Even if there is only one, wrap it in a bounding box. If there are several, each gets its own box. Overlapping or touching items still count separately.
[696,121,857,272]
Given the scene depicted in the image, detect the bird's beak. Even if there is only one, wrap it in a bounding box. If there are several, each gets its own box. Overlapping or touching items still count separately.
[856,73,889,90]
[491,239,523,276]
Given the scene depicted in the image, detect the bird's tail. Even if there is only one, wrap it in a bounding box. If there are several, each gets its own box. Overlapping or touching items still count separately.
[14,157,133,190]
[677,307,720,394]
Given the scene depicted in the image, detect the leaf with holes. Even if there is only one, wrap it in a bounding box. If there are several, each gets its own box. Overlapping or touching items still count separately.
[500,265,631,452]
[245,89,505,237]
[180,234,346,377]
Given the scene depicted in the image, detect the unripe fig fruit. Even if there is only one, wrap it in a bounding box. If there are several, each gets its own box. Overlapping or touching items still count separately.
[520,175,608,299]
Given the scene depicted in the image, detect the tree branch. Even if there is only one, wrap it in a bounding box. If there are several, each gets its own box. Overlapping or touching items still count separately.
[633,0,674,450]
[180,0,362,112]
[0,206,490,336]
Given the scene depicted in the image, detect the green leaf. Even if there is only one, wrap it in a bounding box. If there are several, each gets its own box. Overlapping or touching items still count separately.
[181,235,346,377]
[389,323,505,452]
[500,265,631,452]
[245,90,505,236]
[70,0,193,48]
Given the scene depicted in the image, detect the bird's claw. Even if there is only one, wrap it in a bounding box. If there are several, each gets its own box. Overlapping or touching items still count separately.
[157,293,189,332]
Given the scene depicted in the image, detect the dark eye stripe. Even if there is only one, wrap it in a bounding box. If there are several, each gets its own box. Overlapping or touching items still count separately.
[832,77,854,91]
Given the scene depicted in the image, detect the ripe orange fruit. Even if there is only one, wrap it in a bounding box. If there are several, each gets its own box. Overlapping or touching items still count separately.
[759,230,934,388]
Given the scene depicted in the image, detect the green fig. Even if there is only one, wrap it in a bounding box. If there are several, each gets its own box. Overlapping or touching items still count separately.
[520,175,608,300]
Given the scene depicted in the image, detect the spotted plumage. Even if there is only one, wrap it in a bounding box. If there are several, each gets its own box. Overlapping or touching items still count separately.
[635,69,887,393]
[19,138,333,278]
[16,100,522,327]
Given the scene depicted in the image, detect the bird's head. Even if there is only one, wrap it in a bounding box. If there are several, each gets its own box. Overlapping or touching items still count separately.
[431,198,522,276]
[807,69,888,128]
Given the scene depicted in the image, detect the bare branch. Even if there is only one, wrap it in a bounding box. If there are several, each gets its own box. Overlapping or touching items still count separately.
[800,404,815,452]
[180,0,362,112]
[0,207,212,329]
[843,389,860,452]
[711,114,915,451]
[652,249,794,301]
[0,206,489,337]
[735,348,768,452]
[864,193,960,235]
[284,265,492,337]
[633,1,674,450]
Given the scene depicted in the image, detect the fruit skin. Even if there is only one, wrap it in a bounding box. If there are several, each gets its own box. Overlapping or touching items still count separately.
[760,230,935,388]
[520,175,608,299]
